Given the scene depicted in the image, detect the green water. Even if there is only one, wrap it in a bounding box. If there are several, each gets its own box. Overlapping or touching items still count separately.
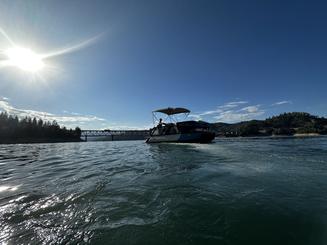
[1,137,327,244]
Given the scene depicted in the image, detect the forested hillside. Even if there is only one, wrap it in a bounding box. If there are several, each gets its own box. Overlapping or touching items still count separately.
[212,112,327,137]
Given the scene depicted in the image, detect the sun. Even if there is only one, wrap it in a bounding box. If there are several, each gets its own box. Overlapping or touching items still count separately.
[4,47,45,73]
[0,27,103,76]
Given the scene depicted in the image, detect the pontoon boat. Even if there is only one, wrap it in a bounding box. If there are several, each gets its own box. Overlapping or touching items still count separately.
[146,107,215,143]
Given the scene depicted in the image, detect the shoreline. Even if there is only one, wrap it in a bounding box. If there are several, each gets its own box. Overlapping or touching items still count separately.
[0,133,325,145]
[216,133,325,139]
[293,133,321,137]
[0,138,83,145]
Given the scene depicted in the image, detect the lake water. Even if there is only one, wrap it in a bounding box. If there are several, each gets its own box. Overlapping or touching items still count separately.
[1,137,327,244]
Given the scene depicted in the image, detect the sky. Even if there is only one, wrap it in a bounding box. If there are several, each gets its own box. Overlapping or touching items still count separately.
[0,0,326,129]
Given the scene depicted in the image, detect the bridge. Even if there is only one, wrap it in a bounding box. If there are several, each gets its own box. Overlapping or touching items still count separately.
[81,129,150,141]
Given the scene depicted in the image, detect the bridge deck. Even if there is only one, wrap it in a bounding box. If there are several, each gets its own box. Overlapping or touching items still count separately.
[81,129,150,141]
[81,129,149,136]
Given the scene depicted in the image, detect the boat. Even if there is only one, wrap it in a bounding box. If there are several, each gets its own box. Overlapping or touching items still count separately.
[146,107,215,143]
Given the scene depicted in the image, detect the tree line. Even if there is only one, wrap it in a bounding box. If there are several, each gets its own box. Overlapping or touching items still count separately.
[0,112,81,143]
[212,112,327,137]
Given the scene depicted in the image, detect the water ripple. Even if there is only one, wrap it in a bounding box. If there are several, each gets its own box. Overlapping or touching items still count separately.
[0,138,327,244]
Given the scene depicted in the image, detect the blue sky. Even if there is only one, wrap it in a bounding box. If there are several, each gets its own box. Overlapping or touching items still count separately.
[0,0,326,129]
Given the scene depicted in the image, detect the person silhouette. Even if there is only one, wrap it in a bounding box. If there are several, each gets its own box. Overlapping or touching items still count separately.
[158,118,166,134]
[158,118,163,126]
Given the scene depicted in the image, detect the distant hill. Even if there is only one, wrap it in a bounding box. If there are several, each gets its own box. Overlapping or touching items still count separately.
[211,112,327,137]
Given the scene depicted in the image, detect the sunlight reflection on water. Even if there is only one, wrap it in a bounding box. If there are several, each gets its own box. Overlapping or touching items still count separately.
[0,138,327,244]
[0,185,19,192]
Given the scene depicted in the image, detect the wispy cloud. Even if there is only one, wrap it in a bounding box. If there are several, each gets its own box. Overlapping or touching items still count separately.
[192,101,265,123]
[41,33,105,59]
[199,110,221,116]
[218,101,248,110]
[272,100,292,106]
[240,105,260,113]
[214,106,265,123]
[0,99,151,130]
[0,100,106,129]
[189,114,203,120]
[199,101,248,116]
[1,96,9,101]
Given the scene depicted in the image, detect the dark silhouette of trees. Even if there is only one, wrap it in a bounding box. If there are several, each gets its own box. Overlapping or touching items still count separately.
[0,112,82,143]
[239,121,261,136]
[212,112,327,137]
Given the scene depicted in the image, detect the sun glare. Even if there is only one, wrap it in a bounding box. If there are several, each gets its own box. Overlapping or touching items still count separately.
[0,27,103,77]
[5,47,44,72]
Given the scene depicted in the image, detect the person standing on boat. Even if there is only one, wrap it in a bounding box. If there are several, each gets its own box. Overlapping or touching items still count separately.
[158,118,166,134]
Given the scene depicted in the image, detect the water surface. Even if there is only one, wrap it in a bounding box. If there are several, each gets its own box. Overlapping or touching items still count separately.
[1,137,327,244]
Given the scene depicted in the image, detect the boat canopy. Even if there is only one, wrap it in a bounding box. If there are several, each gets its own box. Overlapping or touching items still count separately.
[154,107,190,115]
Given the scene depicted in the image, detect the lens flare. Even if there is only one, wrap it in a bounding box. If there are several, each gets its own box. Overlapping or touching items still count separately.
[0,27,104,76]
[5,47,44,72]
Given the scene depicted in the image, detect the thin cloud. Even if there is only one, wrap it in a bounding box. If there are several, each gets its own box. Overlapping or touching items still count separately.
[240,105,260,113]
[218,101,248,110]
[272,100,292,106]
[0,100,106,129]
[0,27,15,46]
[199,101,248,116]
[225,101,248,105]
[199,110,222,116]
[215,104,265,123]
[0,99,150,130]
[214,108,265,123]
[192,101,265,123]
[189,114,203,120]
[42,32,105,59]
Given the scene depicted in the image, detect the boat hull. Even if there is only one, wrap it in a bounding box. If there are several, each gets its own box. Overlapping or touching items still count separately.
[146,132,215,143]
